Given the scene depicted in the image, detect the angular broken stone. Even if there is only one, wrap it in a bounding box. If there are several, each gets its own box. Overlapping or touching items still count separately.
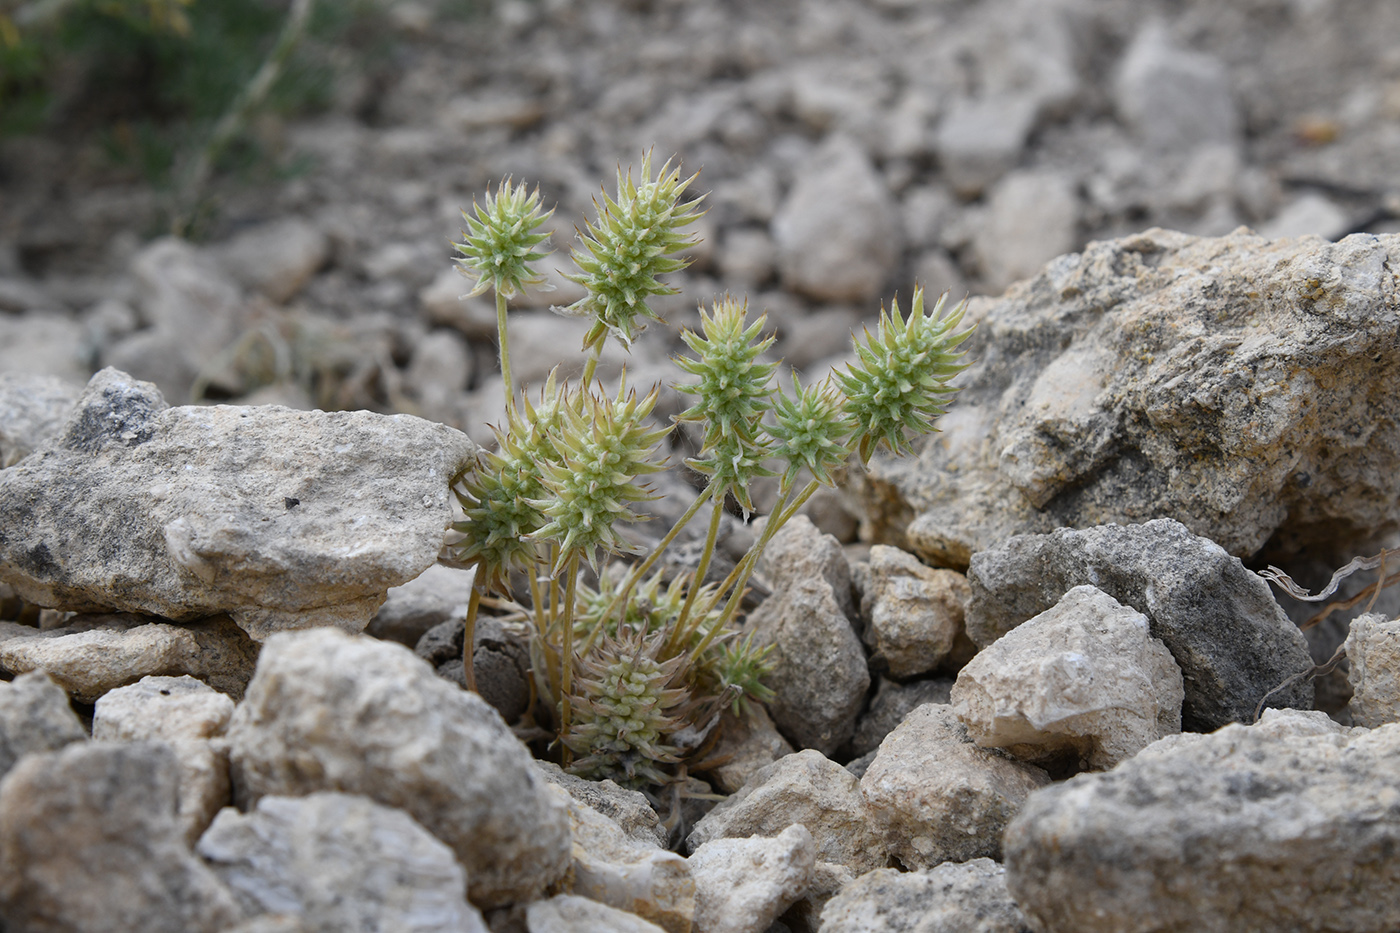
[860,703,1050,869]
[687,749,886,877]
[859,545,970,679]
[0,371,80,468]
[951,584,1184,770]
[525,895,667,933]
[0,669,87,780]
[703,705,796,794]
[819,858,1031,933]
[0,612,258,702]
[1005,710,1400,933]
[964,519,1313,731]
[197,792,487,933]
[1344,612,1400,728]
[859,229,1400,568]
[226,628,570,909]
[93,675,236,845]
[688,823,816,933]
[748,519,868,755]
[0,368,476,640]
[851,676,955,758]
[0,741,244,933]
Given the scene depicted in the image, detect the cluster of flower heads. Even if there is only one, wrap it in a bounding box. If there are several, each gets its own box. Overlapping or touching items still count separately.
[445,154,972,791]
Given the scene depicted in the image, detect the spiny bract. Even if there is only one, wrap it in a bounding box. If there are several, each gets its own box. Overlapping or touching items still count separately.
[529,378,671,571]
[453,177,554,299]
[561,152,704,348]
[767,371,855,489]
[837,286,973,463]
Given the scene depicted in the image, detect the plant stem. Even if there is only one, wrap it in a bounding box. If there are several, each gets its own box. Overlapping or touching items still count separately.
[172,0,315,235]
[579,323,606,388]
[688,479,821,663]
[496,289,514,412]
[667,492,728,656]
[558,550,581,766]
[577,479,719,660]
[461,586,481,693]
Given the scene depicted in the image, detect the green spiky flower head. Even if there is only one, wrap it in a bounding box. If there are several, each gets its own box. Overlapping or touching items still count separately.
[561,152,705,349]
[675,296,778,446]
[767,372,855,489]
[446,454,547,594]
[836,286,973,464]
[530,377,672,571]
[454,178,555,298]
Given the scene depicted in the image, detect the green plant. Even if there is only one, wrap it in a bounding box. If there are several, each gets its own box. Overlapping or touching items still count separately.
[445,154,973,792]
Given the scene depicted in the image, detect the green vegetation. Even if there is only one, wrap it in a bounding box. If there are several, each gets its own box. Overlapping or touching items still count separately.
[445,155,974,792]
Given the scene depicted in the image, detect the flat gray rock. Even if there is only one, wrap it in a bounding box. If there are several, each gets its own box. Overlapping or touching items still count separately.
[965,519,1313,731]
[860,229,1400,567]
[1004,710,1400,933]
[0,368,477,640]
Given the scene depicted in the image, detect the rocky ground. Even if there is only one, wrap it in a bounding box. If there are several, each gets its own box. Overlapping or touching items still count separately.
[3,0,1400,931]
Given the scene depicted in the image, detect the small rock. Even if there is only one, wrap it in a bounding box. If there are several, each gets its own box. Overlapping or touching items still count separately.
[851,676,954,758]
[1260,192,1352,241]
[550,783,694,933]
[536,760,667,848]
[972,170,1079,293]
[818,858,1030,933]
[418,267,499,339]
[1005,709,1400,933]
[689,824,816,933]
[412,615,532,724]
[220,219,330,304]
[860,704,1050,869]
[226,628,571,909]
[405,329,474,423]
[525,895,667,933]
[703,705,796,794]
[933,95,1039,197]
[0,368,477,640]
[1114,23,1239,152]
[859,545,969,680]
[716,227,778,290]
[1344,612,1400,728]
[965,520,1314,731]
[758,515,855,620]
[952,585,1184,770]
[0,669,87,779]
[93,675,236,844]
[198,792,487,933]
[688,749,887,877]
[0,311,90,385]
[0,371,81,467]
[771,135,900,304]
[0,613,259,702]
[0,741,243,932]
[369,564,478,647]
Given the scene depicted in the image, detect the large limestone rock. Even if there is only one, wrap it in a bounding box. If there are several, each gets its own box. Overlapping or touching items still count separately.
[965,519,1313,731]
[225,628,571,909]
[0,368,476,639]
[688,824,816,933]
[0,741,244,932]
[951,584,1184,770]
[859,229,1400,567]
[1004,709,1400,933]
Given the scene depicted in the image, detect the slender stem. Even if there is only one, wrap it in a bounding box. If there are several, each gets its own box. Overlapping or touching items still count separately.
[496,289,514,413]
[577,480,719,660]
[667,493,728,656]
[579,322,606,388]
[558,551,581,767]
[688,479,822,664]
[172,0,315,235]
[461,586,482,693]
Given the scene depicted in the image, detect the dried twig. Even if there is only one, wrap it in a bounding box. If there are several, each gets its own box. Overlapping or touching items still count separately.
[1252,641,1348,724]
[1257,546,1400,630]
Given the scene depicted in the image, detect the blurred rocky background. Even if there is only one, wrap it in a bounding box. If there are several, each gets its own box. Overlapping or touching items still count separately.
[4,0,1399,433]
